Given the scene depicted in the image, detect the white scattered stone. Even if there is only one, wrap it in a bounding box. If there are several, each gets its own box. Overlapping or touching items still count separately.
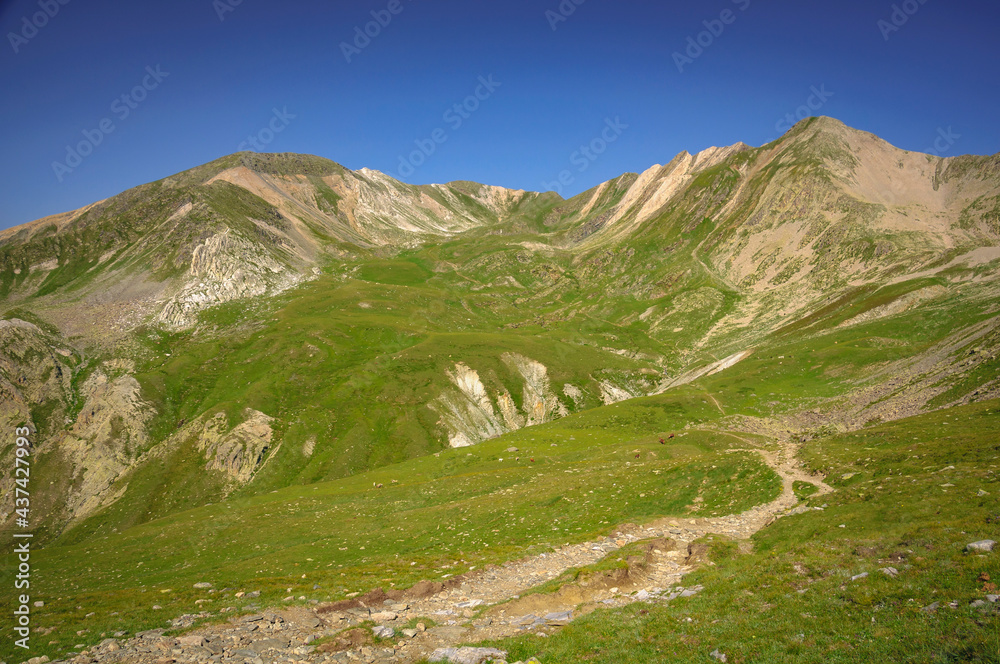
[966,540,996,553]
[429,646,508,664]
[372,625,395,639]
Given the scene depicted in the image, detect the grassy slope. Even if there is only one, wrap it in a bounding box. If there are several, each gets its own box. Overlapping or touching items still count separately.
[0,389,779,661]
[4,275,1000,660]
[485,401,1000,664]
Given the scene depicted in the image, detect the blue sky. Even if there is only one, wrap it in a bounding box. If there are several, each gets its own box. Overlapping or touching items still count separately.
[1,0,998,229]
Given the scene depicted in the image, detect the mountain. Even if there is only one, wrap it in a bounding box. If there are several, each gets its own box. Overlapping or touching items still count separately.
[2,117,999,541]
[1,117,1000,662]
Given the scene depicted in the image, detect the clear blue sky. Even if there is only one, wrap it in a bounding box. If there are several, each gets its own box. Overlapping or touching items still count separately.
[1,0,998,229]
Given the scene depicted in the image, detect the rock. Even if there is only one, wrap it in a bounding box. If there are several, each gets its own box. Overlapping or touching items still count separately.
[710,649,728,662]
[544,611,572,625]
[245,591,260,598]
[970,600,989,609]
[428,646,508,664]
[921,602,940,613]
[416,622,427,632]
[879,567,899,578]
[966,540,996,553]
[370,611,398,622]
[401,628,418,638]
[372,625,394,639]
[987,595,999,603]
[249,638,287,653]
[506,447,519,453]
[176,635,205,647]
[851,573,869,581]
[27,657,50,664]
[33,601,44,607]
[193,582,212,589]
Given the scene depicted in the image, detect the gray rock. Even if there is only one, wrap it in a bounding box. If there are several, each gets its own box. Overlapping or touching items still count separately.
[921,602,940,613]
[401,628,418,638]
[249,638,287,653]
[710,649,728,663]
[879,567,899,578]
[428,647,508,664]
[966,540,996,553]
[987,595,999,603]
[176,635,205,647]
[851,572,869,581]
[372,625,395,639]
[544,611,572,625]
[193,582,213,589]
[970,600,989,609]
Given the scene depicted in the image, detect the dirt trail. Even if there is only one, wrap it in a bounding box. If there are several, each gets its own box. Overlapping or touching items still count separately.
[367,435,834,661]
[83,436,833,664]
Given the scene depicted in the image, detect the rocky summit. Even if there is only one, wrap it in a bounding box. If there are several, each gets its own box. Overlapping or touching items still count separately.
[2,116,999,664]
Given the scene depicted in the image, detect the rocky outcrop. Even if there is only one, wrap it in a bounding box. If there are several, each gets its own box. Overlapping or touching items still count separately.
[156,230,301,329]
[435,364,508,448]
[196,409,275,484]
[502,353,568,425]
[434,356,569,448]
[60,369,155,522]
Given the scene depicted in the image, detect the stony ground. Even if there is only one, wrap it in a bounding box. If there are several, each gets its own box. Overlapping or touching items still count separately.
[23,436,832,664]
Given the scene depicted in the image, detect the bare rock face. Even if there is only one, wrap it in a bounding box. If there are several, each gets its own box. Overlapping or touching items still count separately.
[156,230,301,329]
[0,319,80,526]
[502,353,567,426]
[434,356,569,448]
[195,409,276,485]
[60,369,155,522]
[436,363,507,448]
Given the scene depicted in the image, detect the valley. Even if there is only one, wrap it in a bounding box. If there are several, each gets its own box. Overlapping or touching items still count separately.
[1,116,999,663]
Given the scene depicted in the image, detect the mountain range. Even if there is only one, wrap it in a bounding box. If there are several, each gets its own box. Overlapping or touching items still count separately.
[1,116,999,663]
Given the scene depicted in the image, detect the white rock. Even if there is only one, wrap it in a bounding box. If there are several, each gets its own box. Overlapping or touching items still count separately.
[967,540,996,553]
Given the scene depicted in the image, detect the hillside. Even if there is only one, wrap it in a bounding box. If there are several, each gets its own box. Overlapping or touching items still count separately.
[1,116,999,663]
